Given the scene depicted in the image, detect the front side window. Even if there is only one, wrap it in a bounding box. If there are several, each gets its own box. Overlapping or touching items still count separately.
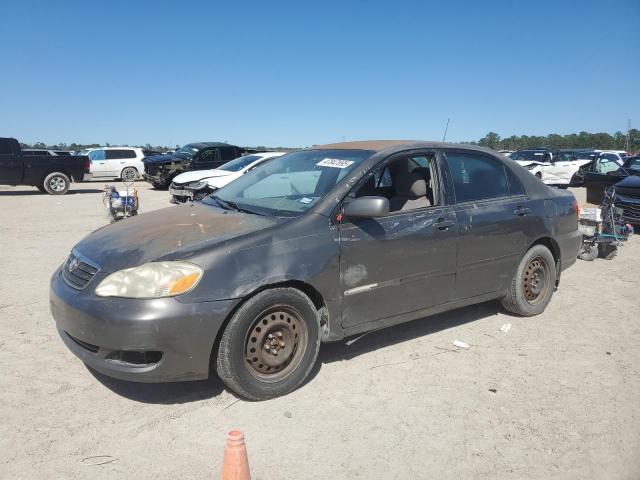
[594,157,621,174]
[445,152,509,203]
[352,154,438,212]
[203,149,373,217]
[88,150,106,161]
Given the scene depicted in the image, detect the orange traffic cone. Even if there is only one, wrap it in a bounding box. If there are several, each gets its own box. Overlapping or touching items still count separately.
[220,430,251,480]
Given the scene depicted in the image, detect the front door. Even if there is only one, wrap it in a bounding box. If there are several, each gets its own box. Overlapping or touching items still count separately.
[88,150,108,177]
[339,151,457,329]
[0,139,22,184]
[585,154,625,204]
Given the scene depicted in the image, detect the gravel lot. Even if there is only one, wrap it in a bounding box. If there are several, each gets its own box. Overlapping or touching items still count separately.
[1,181,639,479]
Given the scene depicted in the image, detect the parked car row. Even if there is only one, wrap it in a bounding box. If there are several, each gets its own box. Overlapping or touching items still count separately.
[508,147,631,188]
[169,151,286,203]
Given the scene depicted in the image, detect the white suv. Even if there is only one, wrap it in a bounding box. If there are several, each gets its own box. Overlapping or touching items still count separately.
[87,147,159,181]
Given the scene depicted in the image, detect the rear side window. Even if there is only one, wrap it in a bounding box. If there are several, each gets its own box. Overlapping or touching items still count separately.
[445,152,509,203]
[220,148,238,162]
[105,149,136,160]
[506,168,526,196]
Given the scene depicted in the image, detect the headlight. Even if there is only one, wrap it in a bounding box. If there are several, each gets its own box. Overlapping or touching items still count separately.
[95,261,203,298]
[188,180,208,190]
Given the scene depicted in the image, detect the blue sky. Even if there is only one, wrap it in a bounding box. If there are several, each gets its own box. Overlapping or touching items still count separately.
[1,0,638,147]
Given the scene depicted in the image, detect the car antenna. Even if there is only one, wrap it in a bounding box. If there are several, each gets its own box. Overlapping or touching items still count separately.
[442,118,450,142]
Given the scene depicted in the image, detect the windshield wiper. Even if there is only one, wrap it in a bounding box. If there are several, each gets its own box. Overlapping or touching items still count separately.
[211,196,264,216]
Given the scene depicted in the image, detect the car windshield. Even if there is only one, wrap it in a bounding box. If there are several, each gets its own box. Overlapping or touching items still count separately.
[202,149,374,217]
[173,145,200,160]
[626,158,640,171]
[218,154,270,173]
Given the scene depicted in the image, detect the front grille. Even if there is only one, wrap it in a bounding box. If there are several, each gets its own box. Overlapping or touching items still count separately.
[144,164,158,176]
[617,202,640,222]
[61,253,99,290]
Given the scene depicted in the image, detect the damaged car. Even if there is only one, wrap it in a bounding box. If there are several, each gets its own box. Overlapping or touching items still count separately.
[169,151,286,203]
[50,141,581,400]
[510,148,592,186]
[142,142,245,189]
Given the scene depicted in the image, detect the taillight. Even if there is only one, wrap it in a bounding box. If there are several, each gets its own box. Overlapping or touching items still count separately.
[571,198,579,221]
[84,159,91,173]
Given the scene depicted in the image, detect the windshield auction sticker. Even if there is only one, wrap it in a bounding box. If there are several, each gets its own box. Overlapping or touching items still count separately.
[316,158,354,169]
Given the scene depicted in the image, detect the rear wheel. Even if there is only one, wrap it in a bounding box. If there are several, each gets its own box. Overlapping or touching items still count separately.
[501,244,556,316]
[43,172,71,195]
[216,288,320,400]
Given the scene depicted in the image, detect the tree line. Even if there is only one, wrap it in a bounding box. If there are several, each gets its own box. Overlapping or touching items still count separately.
[19,129,640,154]
[475,130,640,153]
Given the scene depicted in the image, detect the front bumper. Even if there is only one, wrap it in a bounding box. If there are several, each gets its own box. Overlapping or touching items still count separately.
[50,267,239,382]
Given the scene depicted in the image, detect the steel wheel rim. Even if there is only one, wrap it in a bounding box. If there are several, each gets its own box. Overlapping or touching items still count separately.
[244,306,308,382]
[50,176,66,191]
[122,168,137,181]
[522,256,550,304]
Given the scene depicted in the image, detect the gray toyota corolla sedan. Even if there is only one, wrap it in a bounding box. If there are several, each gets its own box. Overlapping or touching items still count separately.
[50,141,582,399]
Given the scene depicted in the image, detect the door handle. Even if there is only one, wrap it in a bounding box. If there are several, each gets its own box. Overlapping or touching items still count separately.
[434,218,455,230]
[514,206,531,216]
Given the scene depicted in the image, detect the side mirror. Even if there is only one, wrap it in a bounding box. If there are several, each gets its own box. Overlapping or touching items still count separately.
[343,196,389,219]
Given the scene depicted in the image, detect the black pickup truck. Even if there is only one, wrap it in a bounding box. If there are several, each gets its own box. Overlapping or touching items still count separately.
[142,142,245,189]
[0,137,91,194]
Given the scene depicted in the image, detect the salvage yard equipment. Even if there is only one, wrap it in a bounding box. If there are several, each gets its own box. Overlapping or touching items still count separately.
[103,184,139,222]
[578,187,633,261]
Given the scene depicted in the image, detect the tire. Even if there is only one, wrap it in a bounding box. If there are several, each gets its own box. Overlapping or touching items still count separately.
[120,167,139,182]
[216,288,321,400]
[43,172,71,195]
[535,172,542,180]
[501,244,557,317]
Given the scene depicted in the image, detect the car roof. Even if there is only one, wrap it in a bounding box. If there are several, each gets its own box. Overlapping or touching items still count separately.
[308,140,491,154]
[186,142,237,149]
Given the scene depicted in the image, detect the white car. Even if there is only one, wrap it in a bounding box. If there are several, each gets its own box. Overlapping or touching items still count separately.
[87,147,159,181]
[169,151,287,203]
[510,149,592,186]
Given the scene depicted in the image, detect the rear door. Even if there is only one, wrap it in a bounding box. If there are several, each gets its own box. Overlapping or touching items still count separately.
[105,149,139,177]
[441,149,527,299]
[0,139,22,184]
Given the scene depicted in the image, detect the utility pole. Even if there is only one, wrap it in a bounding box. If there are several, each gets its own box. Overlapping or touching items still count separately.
[626,118,631,152]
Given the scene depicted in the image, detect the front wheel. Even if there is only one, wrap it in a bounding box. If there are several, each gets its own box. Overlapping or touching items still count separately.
[216,288,321,400]
[501,244,556,316]
[120,167,139,182]
[43,172,71,195]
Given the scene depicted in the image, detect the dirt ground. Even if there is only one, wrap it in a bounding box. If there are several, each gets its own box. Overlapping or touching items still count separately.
[1,181,639,480]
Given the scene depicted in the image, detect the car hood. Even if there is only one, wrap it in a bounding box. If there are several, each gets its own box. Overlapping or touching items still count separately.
[615,175,640,189]
[143,153,178,165]
[74,203,277,273]
[173,169,232,185]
